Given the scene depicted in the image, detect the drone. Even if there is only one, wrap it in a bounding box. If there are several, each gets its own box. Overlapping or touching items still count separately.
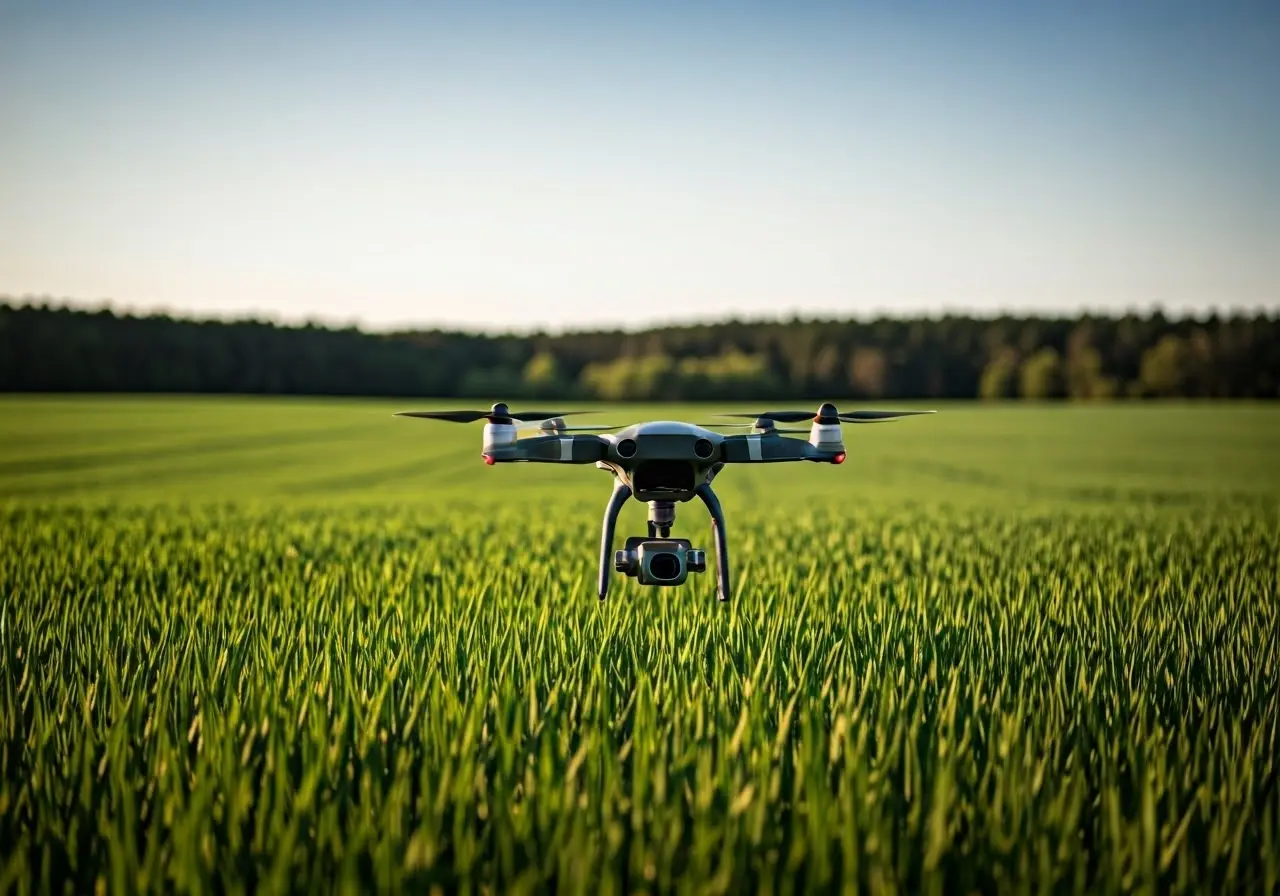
[395,402,934,601]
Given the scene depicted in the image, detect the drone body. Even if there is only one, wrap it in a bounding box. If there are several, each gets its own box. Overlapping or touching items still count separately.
[396,402,934,601]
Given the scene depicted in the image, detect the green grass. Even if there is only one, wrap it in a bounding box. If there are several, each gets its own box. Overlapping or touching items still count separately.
[1,396,1278,894]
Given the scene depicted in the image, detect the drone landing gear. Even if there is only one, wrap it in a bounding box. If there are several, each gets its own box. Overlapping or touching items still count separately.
[598,480,633,600]
[597,481,730,602]
[695,484,731,603]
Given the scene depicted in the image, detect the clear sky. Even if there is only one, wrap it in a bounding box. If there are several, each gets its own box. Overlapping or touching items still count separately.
[2,0,1277,333]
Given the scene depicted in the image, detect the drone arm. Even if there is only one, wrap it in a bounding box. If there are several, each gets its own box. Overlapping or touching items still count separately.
[695,483,730,602]
[719,434,835,464]
[598,478,633,599]
[487,435,609,463]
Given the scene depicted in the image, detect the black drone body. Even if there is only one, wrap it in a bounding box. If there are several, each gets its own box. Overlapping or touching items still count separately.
[395,402,934,601]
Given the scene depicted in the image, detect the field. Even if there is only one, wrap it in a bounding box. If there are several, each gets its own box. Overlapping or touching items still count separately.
[1,396,1278,894]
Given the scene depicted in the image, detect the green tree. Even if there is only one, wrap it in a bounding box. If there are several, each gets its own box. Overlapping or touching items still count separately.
[4,298,1279,401]
[458,367,527,400]
[1065,323,1118,400]
[1066,346,1118,400]
[580,355,679,401]
[1138,335,1191,397]
[848,347,888,399]
[678,351,780,401]
[522,352,565,399]
[1019,348,1067,399]
[810,344,843,393]
[979,349,1019,400]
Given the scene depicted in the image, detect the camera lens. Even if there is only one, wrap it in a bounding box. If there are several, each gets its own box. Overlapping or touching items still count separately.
[694,438,713,459]
[616,438,637,458]
[648,552,681,581]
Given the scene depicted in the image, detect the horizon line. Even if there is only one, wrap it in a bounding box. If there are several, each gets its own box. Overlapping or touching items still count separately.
[3,293,1277,339]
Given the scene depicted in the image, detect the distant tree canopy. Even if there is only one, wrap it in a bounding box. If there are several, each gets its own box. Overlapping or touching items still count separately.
[2,299,1277,400]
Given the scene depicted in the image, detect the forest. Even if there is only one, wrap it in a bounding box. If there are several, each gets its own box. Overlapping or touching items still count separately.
[2,298,1277,400]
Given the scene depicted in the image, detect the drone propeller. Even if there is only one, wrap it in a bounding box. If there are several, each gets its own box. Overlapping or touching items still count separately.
[694,421,808,434]
[833,409,936,422]
[394,402,590,424]
[717,403,936,424]
[714,411,816,423]
[522,417,626,433]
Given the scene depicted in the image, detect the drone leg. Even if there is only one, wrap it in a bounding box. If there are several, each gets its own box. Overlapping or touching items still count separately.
[598,479,633,600]
[695,484,730,602]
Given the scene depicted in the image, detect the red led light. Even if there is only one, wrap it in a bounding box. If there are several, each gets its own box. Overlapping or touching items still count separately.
[832,452,846,465]
[482,454,495,465]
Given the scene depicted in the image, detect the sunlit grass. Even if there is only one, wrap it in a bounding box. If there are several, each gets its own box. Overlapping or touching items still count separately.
[1,397,1278,893]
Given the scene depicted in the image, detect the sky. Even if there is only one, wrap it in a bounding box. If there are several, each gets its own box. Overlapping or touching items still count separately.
[1,0,1277,333]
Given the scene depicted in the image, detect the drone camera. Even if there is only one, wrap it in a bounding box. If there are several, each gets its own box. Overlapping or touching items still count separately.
[614,537,706,586]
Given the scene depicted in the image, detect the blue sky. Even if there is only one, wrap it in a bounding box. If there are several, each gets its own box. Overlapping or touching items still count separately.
[1,0,1277,332]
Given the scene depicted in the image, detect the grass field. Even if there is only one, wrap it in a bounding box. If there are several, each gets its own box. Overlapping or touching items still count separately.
[2,396,1278,894]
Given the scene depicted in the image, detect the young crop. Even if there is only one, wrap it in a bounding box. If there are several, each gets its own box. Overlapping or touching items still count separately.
[1,398,1277,894]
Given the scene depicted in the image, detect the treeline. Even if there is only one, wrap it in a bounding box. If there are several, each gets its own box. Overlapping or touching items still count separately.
[2,299,1278,400]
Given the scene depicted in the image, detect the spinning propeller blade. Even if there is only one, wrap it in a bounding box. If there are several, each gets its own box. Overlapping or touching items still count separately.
[716,403,935,424]
[394,402,591,424]
[395,409,493,422]
[837,409,937,422]
[506,410,592,421]
[522,418,627,433]
[547,425,624,432]
[715,411,814,423]
[694,422,807,433]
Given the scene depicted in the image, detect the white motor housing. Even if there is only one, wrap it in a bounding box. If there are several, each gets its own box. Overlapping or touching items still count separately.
[482,422,518,454]
[808,421,844,453]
